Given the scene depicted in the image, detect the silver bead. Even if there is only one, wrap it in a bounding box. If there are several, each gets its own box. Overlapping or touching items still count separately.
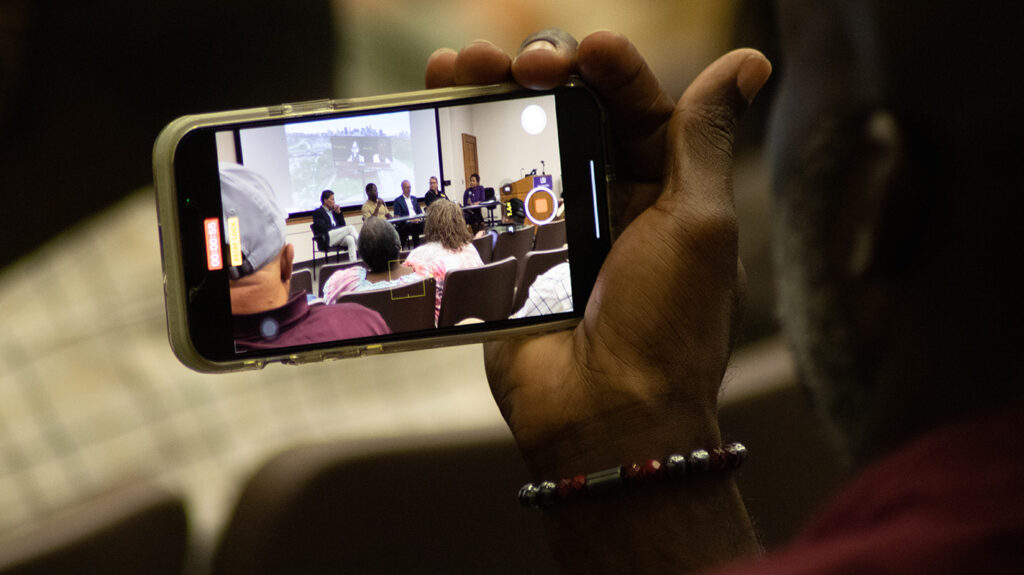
[727,443,748,467]
[537,481,558,507]
[518,483,539,507]
[688,449,711,473]
[664,454,687,479]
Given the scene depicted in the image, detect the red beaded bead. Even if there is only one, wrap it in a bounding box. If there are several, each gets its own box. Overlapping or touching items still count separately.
[557,475,586,499]
[622,463,642,483]
[639,459,662,481]
[623,460,662,484]
[518,443,747,508]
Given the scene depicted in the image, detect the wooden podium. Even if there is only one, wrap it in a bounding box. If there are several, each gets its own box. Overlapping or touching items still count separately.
[500,175,557,223]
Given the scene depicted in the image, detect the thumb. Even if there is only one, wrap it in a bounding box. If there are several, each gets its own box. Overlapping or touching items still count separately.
[663,49,771,213]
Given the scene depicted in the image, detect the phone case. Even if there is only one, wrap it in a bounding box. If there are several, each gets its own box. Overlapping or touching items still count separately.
[153,82,608,372]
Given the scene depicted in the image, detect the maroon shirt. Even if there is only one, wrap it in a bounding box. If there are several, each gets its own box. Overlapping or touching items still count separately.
[713,405,1024,574]
[233,292,389,351]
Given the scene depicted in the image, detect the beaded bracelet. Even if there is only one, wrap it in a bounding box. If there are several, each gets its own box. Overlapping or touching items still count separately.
[518,442,747,508]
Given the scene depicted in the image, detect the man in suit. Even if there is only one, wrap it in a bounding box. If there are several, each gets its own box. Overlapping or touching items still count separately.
[311,190,357,262]
[392,180,424,248]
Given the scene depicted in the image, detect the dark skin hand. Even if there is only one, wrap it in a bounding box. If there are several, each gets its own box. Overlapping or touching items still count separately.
[428,31,771,573]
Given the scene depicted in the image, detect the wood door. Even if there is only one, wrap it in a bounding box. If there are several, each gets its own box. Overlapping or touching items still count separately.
[462,133,478,194]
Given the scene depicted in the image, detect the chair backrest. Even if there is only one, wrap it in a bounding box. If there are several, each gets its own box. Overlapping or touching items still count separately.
[532,219,566,252]
[512,247,569,314]
[289,269,313,296]
[491,227,534,264]
[317,262,367,299]
[0,483,187,575]
[211,428,557,575]
[471,235,493,263]
[492,227,535,288]
[309,224,328,252]
[437,257,517,327]
[335,277,436,334]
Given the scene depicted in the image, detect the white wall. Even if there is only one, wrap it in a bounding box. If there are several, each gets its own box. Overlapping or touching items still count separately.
[409,109,442,195]
[470,95,562,198]
[238,125,292,212]
[438,106,474,196]
[215,131,237,163]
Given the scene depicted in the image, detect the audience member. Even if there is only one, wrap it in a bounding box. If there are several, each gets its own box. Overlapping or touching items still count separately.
[423,176,449,206]
[310,190,358,262]
[427,6,1024,573]
[392,179,425,248]
[471,219,499,249]
[360,182,392,221]
[405,199,485,322]
[322,217,427,305]
[220,164,389,351]
[500,197,529,231]
[511,261,571,318]
[462,173,486,227]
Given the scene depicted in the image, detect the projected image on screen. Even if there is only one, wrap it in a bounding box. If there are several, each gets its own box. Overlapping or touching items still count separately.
[221,109,441,215]
[215,93,579,354]
[286,113,413,209]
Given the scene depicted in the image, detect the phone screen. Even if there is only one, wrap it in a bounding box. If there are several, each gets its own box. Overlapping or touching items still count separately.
[164,85,610,368]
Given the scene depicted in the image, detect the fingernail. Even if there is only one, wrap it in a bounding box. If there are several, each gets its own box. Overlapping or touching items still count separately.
[429,47,457,59]
[522,40,558,53]
[736,54,772,104]
[518,29,577,53]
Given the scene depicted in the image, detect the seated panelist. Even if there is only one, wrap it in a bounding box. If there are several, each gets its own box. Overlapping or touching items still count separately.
[424,176,449,206]
[392,179,424,248]
[311,189,358,261]
[361,183,392,221]
[462,173,486,226]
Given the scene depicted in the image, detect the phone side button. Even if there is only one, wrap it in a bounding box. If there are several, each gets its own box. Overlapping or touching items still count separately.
[360,344,384,356]
[286,353,324,366]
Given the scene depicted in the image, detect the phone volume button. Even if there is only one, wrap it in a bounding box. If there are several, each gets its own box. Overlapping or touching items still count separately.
[287,353,323,365]
[269,99,340,117]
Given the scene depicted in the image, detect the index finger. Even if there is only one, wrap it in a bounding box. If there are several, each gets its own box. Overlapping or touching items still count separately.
[426,31,675,181]
[515,31,676,180]
[575,31,676,181]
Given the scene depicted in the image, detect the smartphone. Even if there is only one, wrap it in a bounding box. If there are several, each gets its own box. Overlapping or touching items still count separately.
[154,82,612,372]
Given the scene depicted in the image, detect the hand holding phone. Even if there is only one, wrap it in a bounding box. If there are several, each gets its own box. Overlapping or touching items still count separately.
[429,30,771,572]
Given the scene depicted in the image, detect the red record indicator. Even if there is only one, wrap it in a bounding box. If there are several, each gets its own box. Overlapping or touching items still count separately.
[524,185,558,225]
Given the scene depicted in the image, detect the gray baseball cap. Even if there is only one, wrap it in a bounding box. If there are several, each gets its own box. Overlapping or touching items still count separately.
[219,163,286,279]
